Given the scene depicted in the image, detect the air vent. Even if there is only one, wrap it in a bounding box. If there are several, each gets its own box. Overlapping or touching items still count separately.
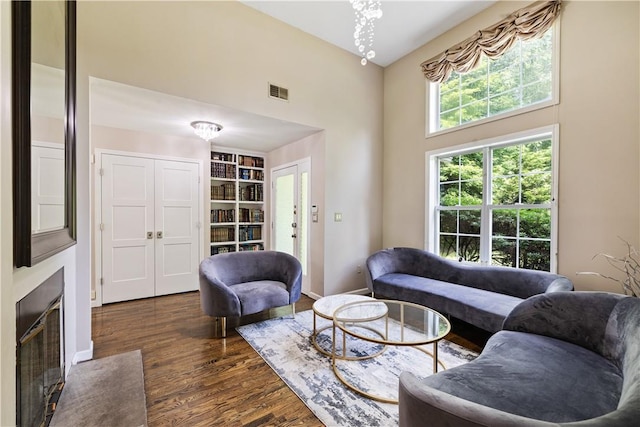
[269,83,289,101]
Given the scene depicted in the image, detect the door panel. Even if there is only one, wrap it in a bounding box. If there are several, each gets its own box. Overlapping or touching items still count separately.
[272,160,311,294]
[31,143,65,233]
[102,155,155,303]
[154,160,200,296]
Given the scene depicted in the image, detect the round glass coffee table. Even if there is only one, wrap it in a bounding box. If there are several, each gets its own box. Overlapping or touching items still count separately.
[312,294,386,359]
[332,299,451,403]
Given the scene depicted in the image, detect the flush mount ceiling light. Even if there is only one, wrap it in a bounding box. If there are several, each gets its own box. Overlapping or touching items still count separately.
[351,0,383,66]
[190,120,223,142]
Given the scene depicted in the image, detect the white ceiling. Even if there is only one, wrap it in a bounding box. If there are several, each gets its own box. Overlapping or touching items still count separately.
[89,1,496,152]
[241,0,496,67]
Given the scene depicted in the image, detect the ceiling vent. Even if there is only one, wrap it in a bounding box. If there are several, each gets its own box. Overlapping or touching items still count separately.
[269,83,289,102]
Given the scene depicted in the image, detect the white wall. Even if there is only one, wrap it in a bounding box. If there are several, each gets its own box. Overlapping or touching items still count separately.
[0,2,90,425]
[383,1,640,292]
[78,0,384,297]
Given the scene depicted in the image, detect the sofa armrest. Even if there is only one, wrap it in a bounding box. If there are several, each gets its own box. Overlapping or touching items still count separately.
[502,291,625,357]
[399,372,550,427]
[544,277,574,293]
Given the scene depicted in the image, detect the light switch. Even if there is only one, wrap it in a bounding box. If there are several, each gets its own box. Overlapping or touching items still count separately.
[334,212,342,222]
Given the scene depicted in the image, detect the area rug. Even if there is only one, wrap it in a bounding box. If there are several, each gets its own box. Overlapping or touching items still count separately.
[50,350,148,427]
[237,310,478,426]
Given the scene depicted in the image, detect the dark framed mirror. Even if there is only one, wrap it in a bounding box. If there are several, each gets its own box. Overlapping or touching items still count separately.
[13,0,76,267]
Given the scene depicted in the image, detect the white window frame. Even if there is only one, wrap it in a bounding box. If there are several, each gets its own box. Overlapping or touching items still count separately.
[425,125,559,272]
[426,24,561,137]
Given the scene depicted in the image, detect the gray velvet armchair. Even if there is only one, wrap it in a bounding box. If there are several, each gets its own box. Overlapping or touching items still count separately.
[199,250,302,337]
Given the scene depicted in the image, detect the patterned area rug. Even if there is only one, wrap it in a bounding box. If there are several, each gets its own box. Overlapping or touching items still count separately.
[237,310,478,426]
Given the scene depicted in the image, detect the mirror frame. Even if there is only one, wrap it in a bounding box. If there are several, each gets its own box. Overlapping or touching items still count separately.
[12,0,77,267]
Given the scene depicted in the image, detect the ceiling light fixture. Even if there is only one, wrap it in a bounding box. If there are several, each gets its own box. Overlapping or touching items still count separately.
[190,120,223,142]
[351,0,383,66]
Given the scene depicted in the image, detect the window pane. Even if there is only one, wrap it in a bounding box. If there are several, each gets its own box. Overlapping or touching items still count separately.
[460,180,483,204]
[459,152,483,179]
[434,29,553,132]
[459,236,480,262]
[492,176,520,205]
[522,139,552,173]
[493,145,520,176]
[439,156,459,182]
[440,109,460,130]
[492,237,516,267]
[492,209,517,237]
[440,182,459,206]
[520,209,551,239]
[459,210,481,235]
[439,235,458,260]
[489,89,520,116]
[519,239,551,271]
[521,173,551,204]
[439,210,457,234]
[461,100,488,124]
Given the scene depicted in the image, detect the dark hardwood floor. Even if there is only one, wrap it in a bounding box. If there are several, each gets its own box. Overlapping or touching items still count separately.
[91,292,488,426]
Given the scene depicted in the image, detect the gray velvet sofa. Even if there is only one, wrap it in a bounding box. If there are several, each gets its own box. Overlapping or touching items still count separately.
[199,250,302,337]
[365,247,573,333]
[399,291,640,426]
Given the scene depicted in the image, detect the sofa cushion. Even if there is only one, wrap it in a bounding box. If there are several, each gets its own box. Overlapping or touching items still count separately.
[231,280,289,315]
[374,273,522,332]
[419,330,623,423]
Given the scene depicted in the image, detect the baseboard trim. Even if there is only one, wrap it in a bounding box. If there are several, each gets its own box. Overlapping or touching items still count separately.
[72,340,94,365]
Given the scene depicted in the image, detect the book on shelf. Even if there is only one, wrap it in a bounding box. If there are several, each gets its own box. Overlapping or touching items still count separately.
[238,168,264,181]
[211,163,236,179]
[212,245,236,255]
[211,183,236,201]
[210,226,235,243]
[239,208,264,223]
[237,155,264,168]
[239,243,264,251]
[211,209,235,223]
[238,225,262,242]
[239,183,263,202]
[211,152,235,162]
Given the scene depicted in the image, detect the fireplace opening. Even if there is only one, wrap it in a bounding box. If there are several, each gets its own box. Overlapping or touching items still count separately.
[16,269,65,427]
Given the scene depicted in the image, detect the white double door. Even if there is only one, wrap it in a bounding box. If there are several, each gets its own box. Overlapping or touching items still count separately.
[100,153,201,304]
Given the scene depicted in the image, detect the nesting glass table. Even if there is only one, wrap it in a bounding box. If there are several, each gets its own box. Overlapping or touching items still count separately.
[330,299,451,403]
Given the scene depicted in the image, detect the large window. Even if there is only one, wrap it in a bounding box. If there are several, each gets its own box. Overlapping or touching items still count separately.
[427,127,558,272]
[430,29,556,133]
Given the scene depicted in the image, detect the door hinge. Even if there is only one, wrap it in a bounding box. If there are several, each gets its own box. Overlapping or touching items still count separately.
[99,168,104,176]
[100,278,104,285]
[99,223,105,231]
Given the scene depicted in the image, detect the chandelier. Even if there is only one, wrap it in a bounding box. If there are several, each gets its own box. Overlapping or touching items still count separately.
[351,0,383,66]
[190,121,223,142]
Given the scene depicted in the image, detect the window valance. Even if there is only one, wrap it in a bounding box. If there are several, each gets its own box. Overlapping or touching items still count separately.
[420,0,562,83]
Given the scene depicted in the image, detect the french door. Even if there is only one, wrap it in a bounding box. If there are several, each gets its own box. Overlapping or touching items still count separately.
[100,153,201,304]
[271,159,310,294]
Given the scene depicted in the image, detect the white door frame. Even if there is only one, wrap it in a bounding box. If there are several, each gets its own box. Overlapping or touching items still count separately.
[94,149,203,307]
[270,158,311,295]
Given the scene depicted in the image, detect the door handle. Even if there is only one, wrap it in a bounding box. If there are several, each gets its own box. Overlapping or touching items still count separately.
[157,231,163,239]
[147,231,153,239]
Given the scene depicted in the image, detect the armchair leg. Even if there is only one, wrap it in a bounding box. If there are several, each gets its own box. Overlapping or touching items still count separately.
[292,303,296,318]
[216,316,227,338]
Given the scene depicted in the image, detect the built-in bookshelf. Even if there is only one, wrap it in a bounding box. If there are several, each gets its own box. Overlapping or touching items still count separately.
[210,150,265,255]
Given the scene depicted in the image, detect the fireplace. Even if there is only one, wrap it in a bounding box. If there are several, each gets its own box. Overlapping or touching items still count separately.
[16,269,65,427]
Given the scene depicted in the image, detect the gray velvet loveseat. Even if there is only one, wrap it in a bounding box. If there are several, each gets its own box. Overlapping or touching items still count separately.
[365,247,573,333]
[399,291,640,426]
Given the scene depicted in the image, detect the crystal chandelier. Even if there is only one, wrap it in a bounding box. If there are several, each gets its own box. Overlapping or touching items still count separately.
[190,121,223,142]
[351,0,383,66]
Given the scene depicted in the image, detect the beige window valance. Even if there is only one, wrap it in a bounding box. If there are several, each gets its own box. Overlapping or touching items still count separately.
[420,0,562,83]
